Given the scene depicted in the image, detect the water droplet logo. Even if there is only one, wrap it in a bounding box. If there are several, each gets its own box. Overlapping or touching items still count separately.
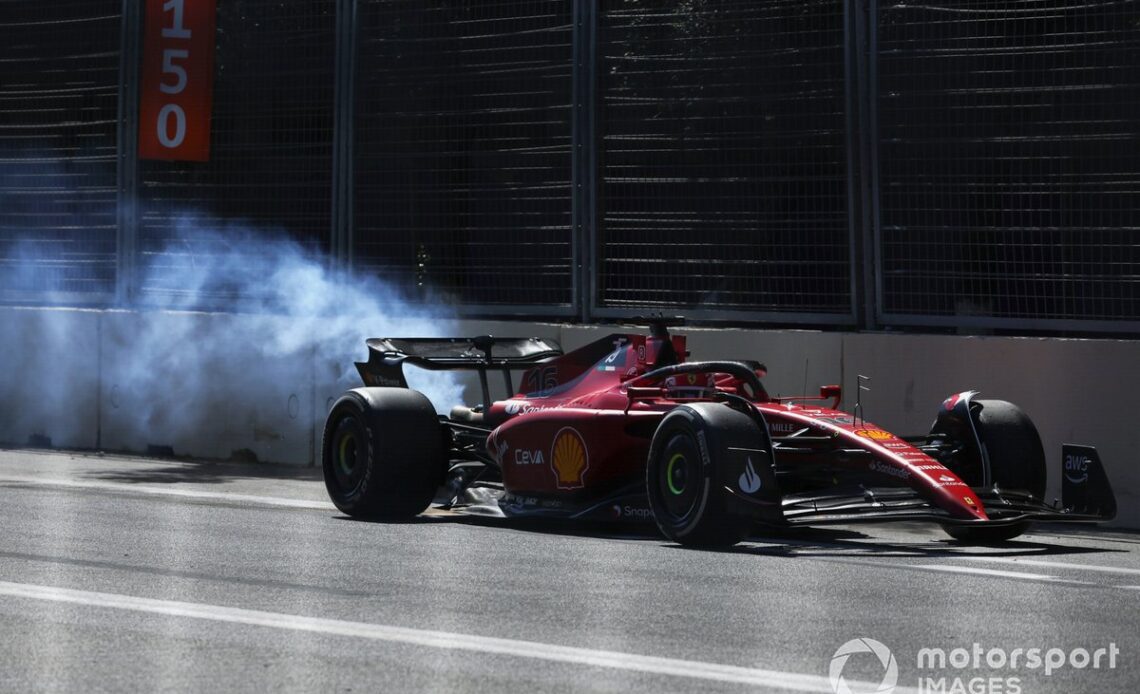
[829,637,897,694]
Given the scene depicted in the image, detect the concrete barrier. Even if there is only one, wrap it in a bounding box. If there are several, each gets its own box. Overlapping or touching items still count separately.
[99,310,315,465]
[1,307,1135,527]
[0,307,101,450]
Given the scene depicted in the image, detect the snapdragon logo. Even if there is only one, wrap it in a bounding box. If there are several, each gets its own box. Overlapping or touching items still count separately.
[830,638,899,694]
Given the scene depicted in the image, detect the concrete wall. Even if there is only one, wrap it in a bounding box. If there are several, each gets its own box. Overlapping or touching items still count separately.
[99,311,317,465]
[2,307,1135,526]
[0,307,102,450]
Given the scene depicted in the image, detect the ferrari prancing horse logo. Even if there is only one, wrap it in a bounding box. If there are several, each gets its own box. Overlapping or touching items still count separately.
[551,428,589,489]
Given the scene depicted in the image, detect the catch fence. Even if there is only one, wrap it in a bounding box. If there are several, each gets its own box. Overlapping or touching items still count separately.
[1,0,1137,333]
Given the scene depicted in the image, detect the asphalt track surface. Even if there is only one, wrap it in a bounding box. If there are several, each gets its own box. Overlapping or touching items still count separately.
[0,449,1137,693]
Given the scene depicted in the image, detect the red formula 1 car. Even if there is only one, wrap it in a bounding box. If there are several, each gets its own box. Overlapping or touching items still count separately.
[321,319,1116,547]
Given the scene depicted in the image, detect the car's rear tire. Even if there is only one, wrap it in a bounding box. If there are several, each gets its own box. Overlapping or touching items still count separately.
[646,404,763,548]
[942,399,1045,543]
[322,388,447,519]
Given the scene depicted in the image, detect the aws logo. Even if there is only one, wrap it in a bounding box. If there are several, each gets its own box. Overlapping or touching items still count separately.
[1065,453,1091,484]
[551,428,589,489]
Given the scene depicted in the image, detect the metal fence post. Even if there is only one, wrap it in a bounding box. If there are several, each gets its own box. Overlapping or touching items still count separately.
[846,0,879,330]
[331,0,358,279]
[866,0,882,331]
[571,0,598,323]
[116,0,141,306]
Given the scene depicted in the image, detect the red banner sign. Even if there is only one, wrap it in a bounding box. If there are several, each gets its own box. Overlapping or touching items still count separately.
[139,0,216,161]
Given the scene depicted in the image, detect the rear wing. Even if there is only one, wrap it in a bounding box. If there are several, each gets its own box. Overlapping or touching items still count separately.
[355,335,563,410]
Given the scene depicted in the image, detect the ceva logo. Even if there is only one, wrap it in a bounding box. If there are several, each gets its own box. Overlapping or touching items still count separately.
[829,637,898,694]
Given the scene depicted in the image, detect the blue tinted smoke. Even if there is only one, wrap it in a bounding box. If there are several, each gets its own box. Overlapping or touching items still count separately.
[0,210,465,458]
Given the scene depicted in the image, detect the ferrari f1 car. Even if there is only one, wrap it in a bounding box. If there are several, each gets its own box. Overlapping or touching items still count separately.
[322,319,1116,547]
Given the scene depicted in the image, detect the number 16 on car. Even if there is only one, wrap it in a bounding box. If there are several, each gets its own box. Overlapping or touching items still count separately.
[139,0,216,161]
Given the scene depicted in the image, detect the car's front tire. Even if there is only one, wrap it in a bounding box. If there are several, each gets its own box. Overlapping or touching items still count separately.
[322,388,446,519]
[942,399,1045,543]
[646,404,767,547]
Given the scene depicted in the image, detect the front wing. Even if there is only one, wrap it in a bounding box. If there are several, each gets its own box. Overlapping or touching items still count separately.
[770,486,1111,528]
[745,442,1118,529]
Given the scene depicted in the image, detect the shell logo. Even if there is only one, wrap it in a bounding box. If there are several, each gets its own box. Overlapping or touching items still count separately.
[550,428,589,489]
[855,429,893,441]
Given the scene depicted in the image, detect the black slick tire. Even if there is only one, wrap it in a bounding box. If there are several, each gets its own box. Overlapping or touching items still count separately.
[322,387,446,519]
[943,399,1046,543]
[646,404,762,548]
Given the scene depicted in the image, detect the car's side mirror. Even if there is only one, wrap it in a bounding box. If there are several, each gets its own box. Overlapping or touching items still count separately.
[820,384,842,408]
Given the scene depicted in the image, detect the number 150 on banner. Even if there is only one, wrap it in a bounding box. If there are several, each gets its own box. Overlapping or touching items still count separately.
[139,0,216,161]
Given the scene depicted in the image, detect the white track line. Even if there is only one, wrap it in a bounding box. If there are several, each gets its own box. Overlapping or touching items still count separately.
[914,564,1093,586]
[0,581,915,693]
[962,556,1140,577]
[0,475,332,511]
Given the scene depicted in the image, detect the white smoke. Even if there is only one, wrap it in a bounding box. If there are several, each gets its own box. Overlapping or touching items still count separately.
[0,210,466,461]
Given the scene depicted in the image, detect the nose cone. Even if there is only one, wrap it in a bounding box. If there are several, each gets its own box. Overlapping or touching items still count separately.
[944,488,989,520]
